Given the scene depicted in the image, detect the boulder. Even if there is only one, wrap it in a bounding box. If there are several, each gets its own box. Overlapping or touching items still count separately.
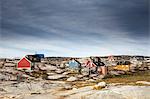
[130,66,137,70]
[93,82,106,90]
[139,67,145,71]
[47,74,66,80]
[9,75,17,81]
[0,88,7,92]
[130,70,137,73]
[82,77,89,80]
[47,73,56,75]
[81,68,89,75]
[98,75,105,79]
[82,73,89,77]
[0,74,6,81]
[136,81,150,85]
[92,77,99,80]
[60,62,66,69]
[0,62,4,68]
[109,71,120,76]
[67,76,78,82]
[117,70,126,75]
[55,69,65,74]
[97,82,106,87]
[88,79,95,82]
[40,65,57,71]
[0,74,14,81]
[77,75,84,78]
[89,74,98,77]
[4,63,15,67]
[148,66,150,70]
[63,84,73,90]
[63,71,73,75]
[47,66,58,71]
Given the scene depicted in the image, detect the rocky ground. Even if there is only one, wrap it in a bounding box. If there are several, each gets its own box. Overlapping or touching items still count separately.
[0,58,150,99]
[0,70,150,99]
[0,80,150,99]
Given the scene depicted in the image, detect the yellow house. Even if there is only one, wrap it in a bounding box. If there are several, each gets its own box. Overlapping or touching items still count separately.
[113,61,131,71]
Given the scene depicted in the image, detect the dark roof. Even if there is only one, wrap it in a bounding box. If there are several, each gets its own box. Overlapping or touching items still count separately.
[35,54,44,58]
[25,55,41,62]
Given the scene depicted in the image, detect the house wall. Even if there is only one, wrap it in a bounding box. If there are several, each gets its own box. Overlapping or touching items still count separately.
[17,58,31,70]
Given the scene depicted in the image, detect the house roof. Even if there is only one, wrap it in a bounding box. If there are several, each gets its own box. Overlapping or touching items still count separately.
[18,57,31,64]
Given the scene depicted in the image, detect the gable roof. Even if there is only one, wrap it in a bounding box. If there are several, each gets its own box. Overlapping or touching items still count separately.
[18,57,31,64]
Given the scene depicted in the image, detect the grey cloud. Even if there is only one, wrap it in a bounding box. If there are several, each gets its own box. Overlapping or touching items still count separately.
[94,0,148,38]
[1,0,149,57]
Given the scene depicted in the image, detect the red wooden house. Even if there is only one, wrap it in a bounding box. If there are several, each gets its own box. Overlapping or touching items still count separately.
[17,57,31,70]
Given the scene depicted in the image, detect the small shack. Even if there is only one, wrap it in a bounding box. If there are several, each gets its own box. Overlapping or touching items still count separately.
[35,54,44,59]
[25,55,41,62]
[17,57,31,70]
[113,61,131,71]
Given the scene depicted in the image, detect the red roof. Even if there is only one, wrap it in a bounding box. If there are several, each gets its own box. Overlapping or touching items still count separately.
[17,57,31,69]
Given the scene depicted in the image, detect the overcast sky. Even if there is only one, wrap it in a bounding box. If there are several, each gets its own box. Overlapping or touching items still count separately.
[0,0,149,58]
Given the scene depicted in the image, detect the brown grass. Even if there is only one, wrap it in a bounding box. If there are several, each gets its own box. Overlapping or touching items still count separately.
[72,70,150,88]
[103,70,150,84]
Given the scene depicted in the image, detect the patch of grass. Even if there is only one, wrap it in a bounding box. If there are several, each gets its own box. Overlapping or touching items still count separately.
[72,70,150,88]
[69,81,95,88]
[62,70,150,90]
[103,70,150,84]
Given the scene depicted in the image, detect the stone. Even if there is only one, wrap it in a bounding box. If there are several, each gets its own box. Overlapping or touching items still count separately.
[55,69,65,74]
[117,70,126,74]
[4,63,15,67]
[92,77,99,80]
[139,67,144,71]
[67,76,78,82]
[47,73,56,75]
[148,66,150,70]
[98,75,105,79]
[143,68,148,71]
[130,65,137,69]
[81,68,89,75]
[9,75,17,81]
[0,74,10,81]
[82,73,89,77]
[136,81,150,85]
[130,70,137,73]
[40,65,57,71]
[25,69,33,73]
[89,74,98,77]
[97,82,106,87]
[0,88,7,92]
[46,66,58,71]
[82,77,89,80]
[77,75,84,78]
[92,82,106,90]
[63,84,72,90]
[62,72,71,75]
[0,74,6,81]
[0,62,4,68]
[72,88,77,90]
[60,62,66,69]
[109,71,120,76]
[47,74,66,80]
[88,79,95,82]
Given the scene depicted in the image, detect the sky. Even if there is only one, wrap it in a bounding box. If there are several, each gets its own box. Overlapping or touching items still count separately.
[0,0,149,58]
